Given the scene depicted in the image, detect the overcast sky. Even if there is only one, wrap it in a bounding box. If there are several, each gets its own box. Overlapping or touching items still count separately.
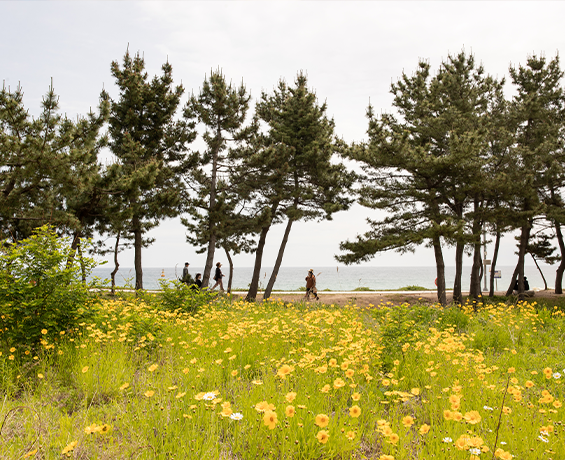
[2,1,564,270]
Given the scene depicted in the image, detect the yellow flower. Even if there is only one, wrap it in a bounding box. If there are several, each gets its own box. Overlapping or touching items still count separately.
[388,433,399,444]
[316,430,330,444]
[502,406,512,415]
[182,368,189,374]
[333,378,346,389]
[144,390,155,398]
[345,368,355,378]
[452,411,463,422]
[61,441,77,454]
[175,392,186,399]
[443,410,453,420]
[381,379,390,386]
[119,382,129,390]
[411,388,420,396]
[148,364,158,372]
[315,413,330,427]
[37,373,44,379]
[82,366,89,373]
[277,364,294,379]
[263,410,278,430]
[23,449,38,458]
[379,456,395,460]
[402,415,414,427]
[285,392,297,402]
[525,380,534,388]
[9,347,15,353]
[351,392,361,401]
[41,329,48,335]
[507,367,515,373]
[464,411,481,424]
[419,424,430,434]
[285,405,295,417]
[345,430,355,440]
[255,401,275,412]
[349,405,361,418]
[320,384,331,393]
[495,448,513,460]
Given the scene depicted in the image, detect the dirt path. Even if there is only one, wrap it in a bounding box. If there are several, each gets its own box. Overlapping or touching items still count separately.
[232,290,564,308]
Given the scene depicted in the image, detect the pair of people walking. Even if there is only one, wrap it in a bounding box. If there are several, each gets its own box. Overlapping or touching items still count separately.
[182,262,223,291]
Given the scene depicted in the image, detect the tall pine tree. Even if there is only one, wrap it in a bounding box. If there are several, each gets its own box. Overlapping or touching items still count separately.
[107,51,197,290]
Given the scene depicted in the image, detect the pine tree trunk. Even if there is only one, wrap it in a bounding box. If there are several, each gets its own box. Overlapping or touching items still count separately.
[111,230,121,295]
[202,131,220,288]
[506,222,531,298]
[531,254,548,290]
[133,216,143,291]
[432,235,447,306]
[555,221,565,294]
[469,241,482,300]
[246,202,279,302]
[489,230,501,297]
[453,241,464,304]
[77,242,86,284]
[224,246,233,294]
[506,265,519,296]
[66,230,82,268]
[264,217,294,300]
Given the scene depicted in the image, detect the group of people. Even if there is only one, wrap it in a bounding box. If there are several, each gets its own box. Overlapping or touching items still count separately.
[181,263,320,301]
[181,262,224,291]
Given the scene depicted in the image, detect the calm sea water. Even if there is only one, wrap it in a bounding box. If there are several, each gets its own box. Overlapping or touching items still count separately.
[90,264,554,291]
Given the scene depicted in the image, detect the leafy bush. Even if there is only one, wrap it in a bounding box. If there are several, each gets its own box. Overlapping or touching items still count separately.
[157,279,214,313]
[398,285,429,291]
[0,226,97,351]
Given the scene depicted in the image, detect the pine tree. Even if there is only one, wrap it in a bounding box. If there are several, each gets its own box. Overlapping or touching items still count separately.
[503,55,565,297]
[252,73,353,300]
[182,70,251,288]
[0,82,109,241]
[337,53,503,305]
[107,51,197,290]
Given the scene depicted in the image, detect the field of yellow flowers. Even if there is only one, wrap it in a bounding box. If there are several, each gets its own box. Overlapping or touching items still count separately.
[0,296,564,459]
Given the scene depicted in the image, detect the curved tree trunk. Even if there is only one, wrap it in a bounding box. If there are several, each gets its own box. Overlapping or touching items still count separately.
[264,217,294,300]
[555,221,565,294]
[489,230,501,297]
[531,254,548,290]
[506,222,531,298]
[111,230,121,295]
[133,216,143,291]
[453,241,464,304]
[432,235,447,306]
[224,246,233,294]
[247,202,279,302]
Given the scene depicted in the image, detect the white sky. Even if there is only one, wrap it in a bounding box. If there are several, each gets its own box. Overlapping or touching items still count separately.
[2,1,564,270]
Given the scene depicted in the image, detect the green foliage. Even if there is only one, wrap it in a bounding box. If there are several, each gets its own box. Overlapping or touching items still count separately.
[0,226,96,351]
[157,279,215,314]
[353,286,373,291]
[397,285,429,291]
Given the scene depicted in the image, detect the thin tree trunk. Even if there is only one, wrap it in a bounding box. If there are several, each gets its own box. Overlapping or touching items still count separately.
[111,230,121,295]
[133,216,143,291]
[555,221,565,294]
[202,131,220,288]
[531,254,548,290]
[506,222,531,298]
[453,240,464,304]
[506,265,519,296]
[224,246,233,294]
[264,217,294,300]
[489,230,501,297]
[66,230,81,268]
[77,242,86,284]
[246,202,279,302]
[469,240,482,300]
[432,235,447,306]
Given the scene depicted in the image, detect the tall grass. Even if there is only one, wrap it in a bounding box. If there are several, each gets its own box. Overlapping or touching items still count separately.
[0,295,563,459]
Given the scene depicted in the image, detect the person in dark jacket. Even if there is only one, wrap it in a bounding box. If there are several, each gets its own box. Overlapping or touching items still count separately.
[304,269,319,301]
[211,262,224,292]
[191,273,202,291]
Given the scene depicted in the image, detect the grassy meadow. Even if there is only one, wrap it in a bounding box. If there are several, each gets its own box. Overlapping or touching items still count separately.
[0,294,564,459]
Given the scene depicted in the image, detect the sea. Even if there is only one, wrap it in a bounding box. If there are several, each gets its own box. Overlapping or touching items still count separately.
[90,264,554,292]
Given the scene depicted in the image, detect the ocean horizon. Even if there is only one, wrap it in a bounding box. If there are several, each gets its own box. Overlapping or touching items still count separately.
[90,264,556,292]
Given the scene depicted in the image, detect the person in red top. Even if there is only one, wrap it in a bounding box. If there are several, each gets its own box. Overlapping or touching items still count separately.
[304,269,319,301]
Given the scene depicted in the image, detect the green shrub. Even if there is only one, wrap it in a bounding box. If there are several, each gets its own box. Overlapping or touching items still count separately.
[0,226,96,352]
[157,279,213,313]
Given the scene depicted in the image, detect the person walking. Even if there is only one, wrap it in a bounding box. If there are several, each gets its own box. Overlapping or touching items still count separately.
[304,269,319,301]
[191,273,202,291]
[211,262,225,292]
[181,262,191,285]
